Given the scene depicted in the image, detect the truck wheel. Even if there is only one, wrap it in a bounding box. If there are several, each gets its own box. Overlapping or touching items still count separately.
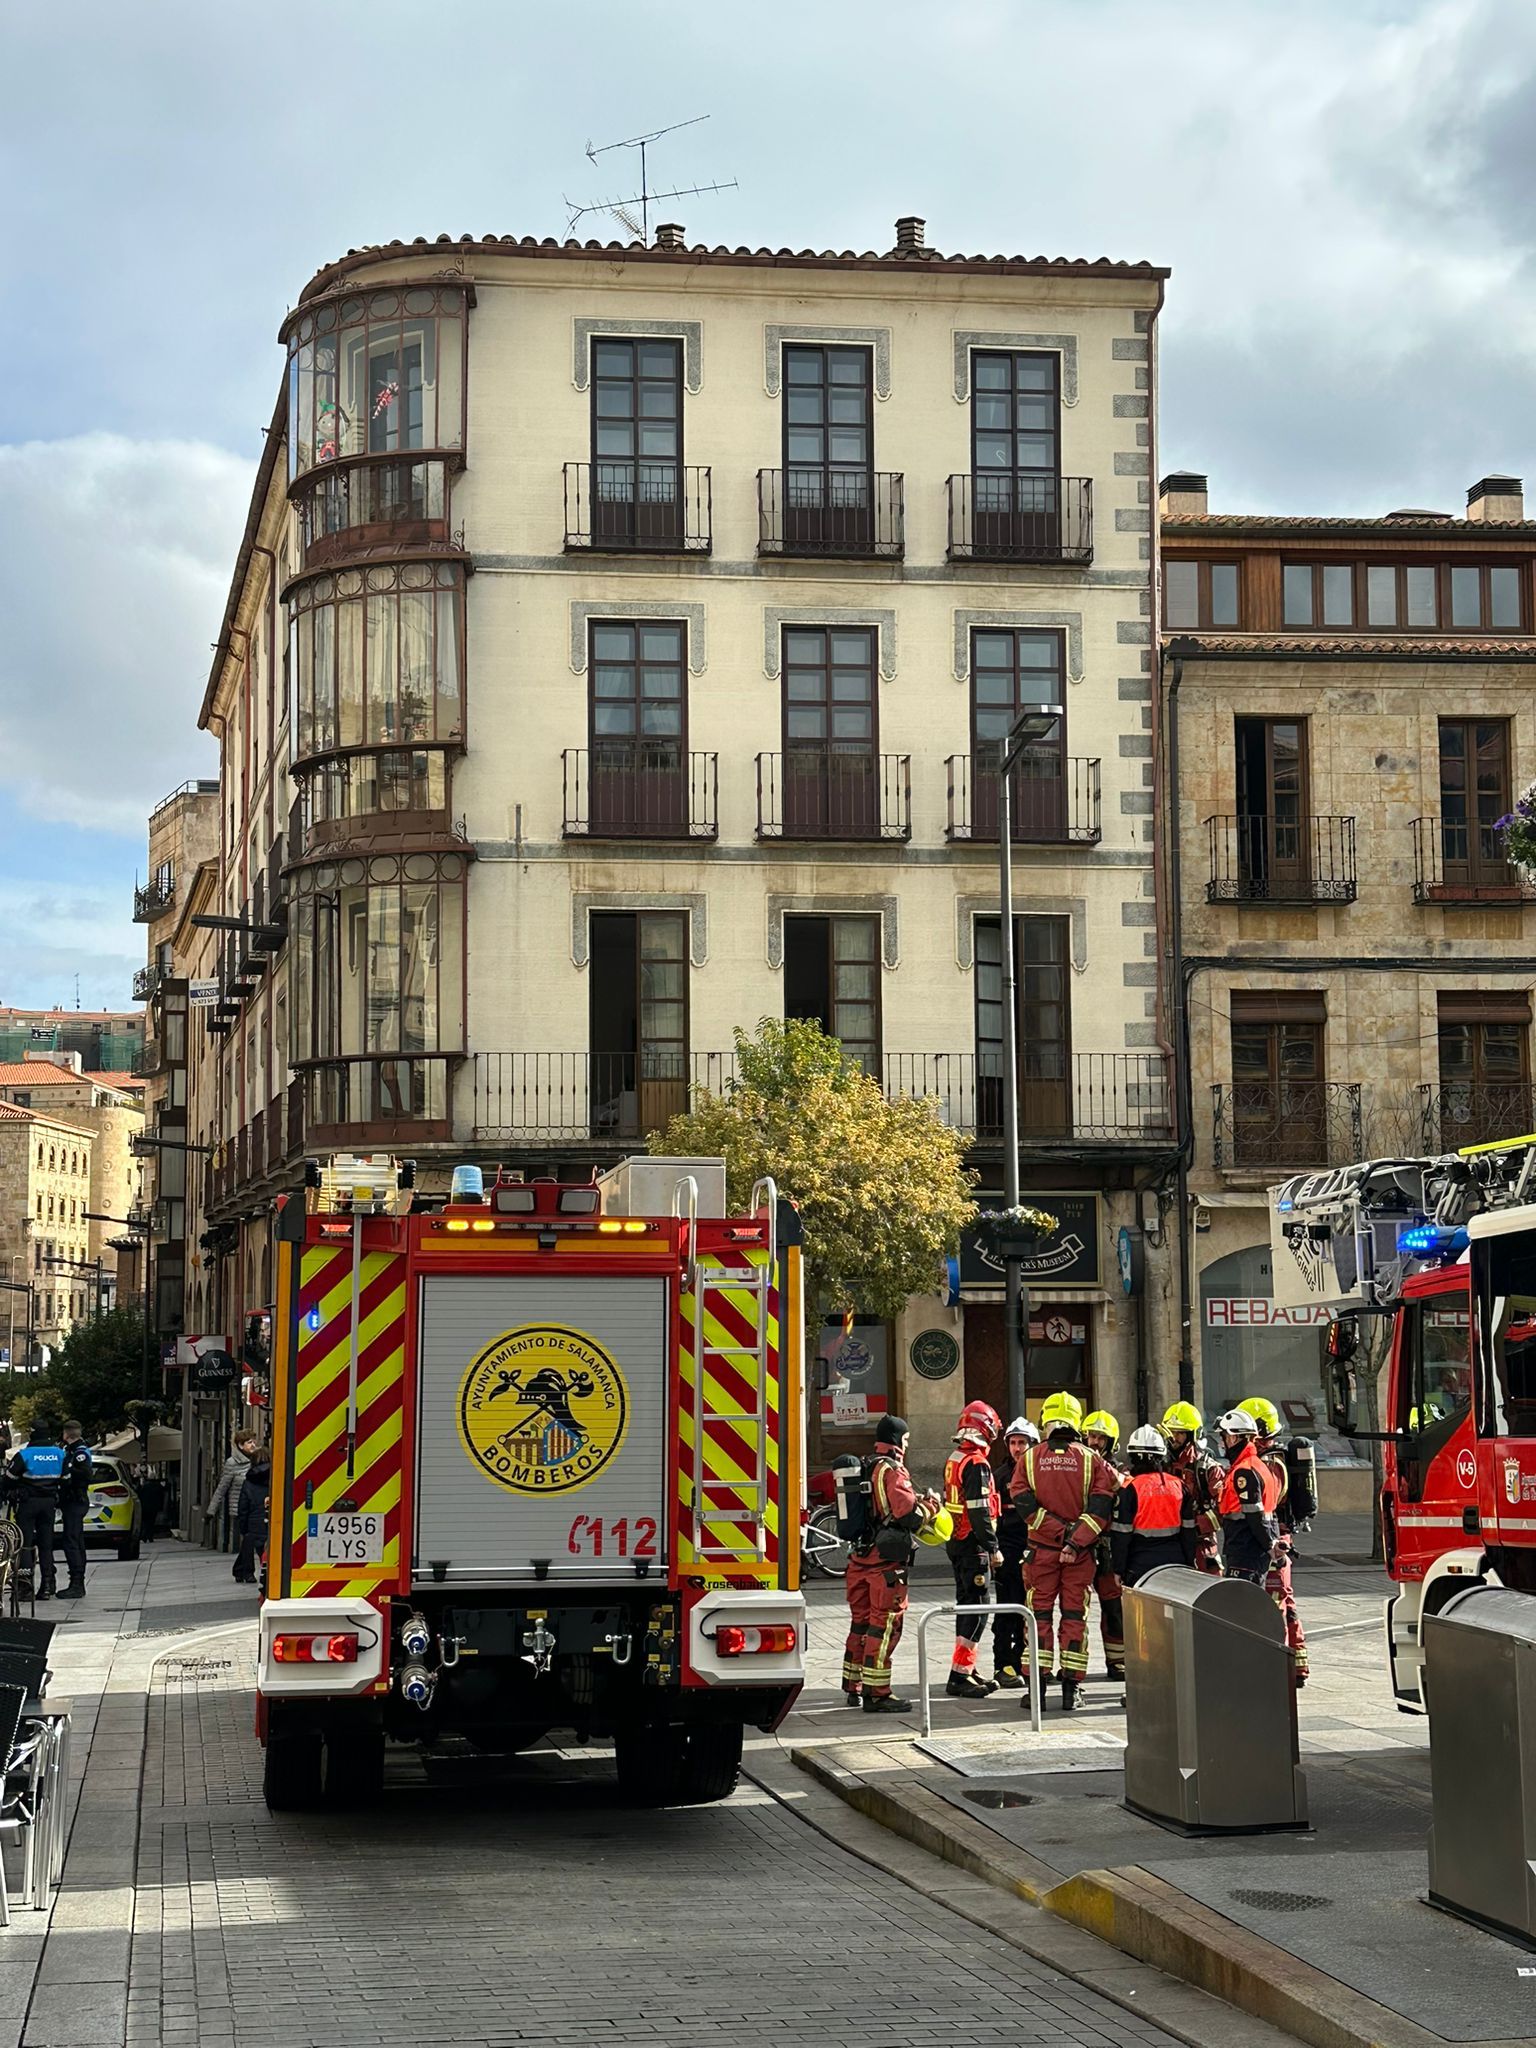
[614,1722,684,1806]
[678,1723,743,1805]
[263,1710,323,1812]
[322,1710,385,1809]
[805,1505,848,1580]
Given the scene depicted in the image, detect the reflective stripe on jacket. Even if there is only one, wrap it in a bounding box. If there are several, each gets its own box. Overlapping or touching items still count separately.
[943,1445,999,1546]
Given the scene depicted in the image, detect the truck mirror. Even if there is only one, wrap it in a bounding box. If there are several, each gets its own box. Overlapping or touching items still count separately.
[1327,1361,1355,1435]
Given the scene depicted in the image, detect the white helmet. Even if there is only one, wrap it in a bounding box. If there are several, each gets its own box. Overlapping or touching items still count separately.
[1126,1424,1166,1456]
[1216,1407,1259,1438]
[1005,1415,1040,1443]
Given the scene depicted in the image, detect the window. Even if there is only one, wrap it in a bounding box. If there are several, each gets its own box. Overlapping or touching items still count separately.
[302,750,449,830]
[591,339,682,546]
[970,350,1060,549]
[975,915,1071,1138]
[586,620,686,833]
[782,345,873,545]
[1473,1232,1536,1439]
[1233,718,1309,896]
[784,915,881,1074]
[1436,990,1530,1149]
[588,911,688,1141]
[1282,563,1353,628]
[1227,990,1327,1166]
[287,288,466,477]
[1164,560,1240,630]
[1287,561,1525,633]
[781,627,877,836]
[1438,719,1512,890]
[154,859,173,899]
[291,560,464,764]
[969,629,1066,839]
[290,855,467,1069]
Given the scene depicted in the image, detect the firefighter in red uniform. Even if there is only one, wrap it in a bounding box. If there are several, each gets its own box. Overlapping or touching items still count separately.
[1239,1396,1310,1686]
[842,1414,935,1714]
[1161,1401,1222,1572]
[1082,1409,1125,1680]
[1109,1425,1198,1585]
[943,1400,1003,1698]
[1012,1391,1119,1711]
[1214,1408,1282,1584]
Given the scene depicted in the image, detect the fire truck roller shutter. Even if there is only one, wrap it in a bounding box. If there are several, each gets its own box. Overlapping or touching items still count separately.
[414,1274,670,1581]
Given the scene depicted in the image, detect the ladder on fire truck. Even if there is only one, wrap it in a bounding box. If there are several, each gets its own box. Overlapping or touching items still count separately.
[674,1175,776,1563]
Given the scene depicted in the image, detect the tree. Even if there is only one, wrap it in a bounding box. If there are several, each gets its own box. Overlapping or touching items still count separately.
[648,1018,976,1325]
[34,1307,149,1443]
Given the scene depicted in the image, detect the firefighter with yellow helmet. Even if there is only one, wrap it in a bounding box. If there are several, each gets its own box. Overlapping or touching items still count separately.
[1161,1400,1222,1572]
[1082,1409,1125,1681]
[1011,1391,1119,1710]
[1238,1395,1313,1687]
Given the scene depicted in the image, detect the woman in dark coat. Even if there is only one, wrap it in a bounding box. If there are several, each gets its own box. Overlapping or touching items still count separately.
[233,1442,271,1586]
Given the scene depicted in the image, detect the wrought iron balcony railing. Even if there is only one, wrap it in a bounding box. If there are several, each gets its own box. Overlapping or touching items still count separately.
[132,877,174,923]
[562,462,712,554]
[946,474,1093,564]
[1411,816,1536,905]
[883,1052,1173,1142]
[473,1052,738,1143]
[946,755,1101,844]
[755,751,910,841]
[1417,1082,1536,1153]
[1211,1081,1363,1170]
[756,470,904,559]
[132,964,163,1004]
[562,747,718,840]
[1205,815,1358,904]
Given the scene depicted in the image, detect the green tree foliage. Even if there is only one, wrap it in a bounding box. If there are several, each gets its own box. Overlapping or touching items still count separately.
[17,1307,149,1443]
[649,1018,975,1322]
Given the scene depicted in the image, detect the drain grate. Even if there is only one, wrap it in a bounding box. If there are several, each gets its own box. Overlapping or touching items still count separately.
[1229,1888,1332,1912]
[962,1786,1034,1809]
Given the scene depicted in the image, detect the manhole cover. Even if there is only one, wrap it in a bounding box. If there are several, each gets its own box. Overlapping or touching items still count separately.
[1229,1888,1332,1912]
[962,1786,1034,1809]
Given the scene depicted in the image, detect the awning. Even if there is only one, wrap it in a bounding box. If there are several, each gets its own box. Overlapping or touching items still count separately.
[101,1425,183,1464]
[961,1287,1108,1307]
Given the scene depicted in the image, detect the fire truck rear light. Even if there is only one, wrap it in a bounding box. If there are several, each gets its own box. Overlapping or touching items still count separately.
[598,1219,623,1234]
[712,1624,797,1657]
[622,1219,647,1234]
[471,1219,495,1233]
[272,1632,360,1665]
[444,1219,469,1234]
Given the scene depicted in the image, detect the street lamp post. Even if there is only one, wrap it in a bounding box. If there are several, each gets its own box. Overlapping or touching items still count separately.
[84,1210,153,1400]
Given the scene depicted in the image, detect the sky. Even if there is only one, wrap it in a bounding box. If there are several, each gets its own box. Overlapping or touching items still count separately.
[2,0,1534,1009]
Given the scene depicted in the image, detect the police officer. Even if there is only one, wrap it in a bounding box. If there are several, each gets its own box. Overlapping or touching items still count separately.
[1082,1409,1125,1681]
[842,1415,936,1715]
[7,1421,67,1602]
[1214,1408,1282,1583]
[57,1421,93,1601]
[1161,1401,1222,1572]
[1239,1396,1310,1686]
[1109,1424,1197,1585]
[992,1417,1038,1689]
[1013,1392,1118,1711]
[943,1400,1003,1698]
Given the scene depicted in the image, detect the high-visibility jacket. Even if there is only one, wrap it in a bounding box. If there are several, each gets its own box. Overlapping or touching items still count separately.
[1217,1442,1281,1574]
[943,1443,999,1547]
[1011,1439,1118,1553]
[1109,1469,1198,1581]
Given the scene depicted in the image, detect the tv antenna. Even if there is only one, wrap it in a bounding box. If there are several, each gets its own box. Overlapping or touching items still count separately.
[565,114,737,243]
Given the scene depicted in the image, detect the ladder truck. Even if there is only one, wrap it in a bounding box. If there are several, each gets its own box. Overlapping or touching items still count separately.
[1269,1134,1536,1710]
[254,1153,806,1809]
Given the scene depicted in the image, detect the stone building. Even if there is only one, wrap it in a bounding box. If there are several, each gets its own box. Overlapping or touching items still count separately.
[1160,470,1536,1503]
[192,216,1176,1486]
[0,1099,96,1364]
[0,1007,144,1074]
[0,1058,143,1313]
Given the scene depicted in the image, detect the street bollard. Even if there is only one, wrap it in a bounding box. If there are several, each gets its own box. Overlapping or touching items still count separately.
[917,1603,1043,1737]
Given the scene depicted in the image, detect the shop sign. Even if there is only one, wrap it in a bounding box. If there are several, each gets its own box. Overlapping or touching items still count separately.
[1029,1314,1087,1346]
[908,1329,961,1381]
[1205,1297,1332,1330]
[190,1349,239,1392]
[961,1194,1100,1289]
[188,979,220,1007]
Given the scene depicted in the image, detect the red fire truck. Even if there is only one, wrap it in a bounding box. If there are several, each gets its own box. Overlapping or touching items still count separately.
[255,1154,805,1808]
[1270,1135,1536,1710]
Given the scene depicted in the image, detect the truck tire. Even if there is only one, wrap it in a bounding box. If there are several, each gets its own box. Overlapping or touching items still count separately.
[322,1710,385,1808]
[263,1709,323,1812]
[678,1723,743,1805]
[614,1722,684,1806]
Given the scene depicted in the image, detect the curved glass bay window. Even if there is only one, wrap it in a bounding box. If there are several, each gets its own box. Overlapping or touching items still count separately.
[288,289,466,478]
[299,749,451,838]
[291,560,464,765]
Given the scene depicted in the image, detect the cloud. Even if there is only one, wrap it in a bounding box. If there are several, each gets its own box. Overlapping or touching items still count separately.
[0,434,244,833]
[0,874,141,1014]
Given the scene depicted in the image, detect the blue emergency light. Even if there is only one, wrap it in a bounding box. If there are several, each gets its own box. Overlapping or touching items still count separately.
[1397,1222,1469,1258]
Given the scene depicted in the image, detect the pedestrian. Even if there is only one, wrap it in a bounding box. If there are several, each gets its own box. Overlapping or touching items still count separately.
[1109,1425,1197,1586]
[6,1419,66,1602]
[992,1417,1038,1690]
[207,1431,255,1574]
[1239,1396,1310,1686]
[1012,1392,1118,1711]
[234,1440,271,1586]
[57,1421,93,1601]
[1082,1409,1125,1681]
[1214,1408,1281,1584]
[942,1400,1004,1698]
[137,1466,165,1544]
[841,1415,937,1715]
[1161,1401,1222,1572]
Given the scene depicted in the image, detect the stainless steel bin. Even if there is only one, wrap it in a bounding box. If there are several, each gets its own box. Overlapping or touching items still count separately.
[1426,1582,1536,1945]
[1123,1567,1308,1834]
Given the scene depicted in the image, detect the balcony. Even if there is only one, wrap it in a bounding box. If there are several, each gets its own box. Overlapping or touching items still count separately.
[1211,1082,1363,1171]
[1412,816,1536,905]
[945,755,1101,844]
[132,964,163,1003]
[755,751,911,842]
[301,1055,456,1148]
[946,475,1093,565]
[130,1041,163,1079]
[1417,1082,1536,1153]
[1205,816,1358,904]
[474,1052,738,1144]
[562,462,711,555]
[562,747,718,841]
[148,778,218,827]
[884,1052,1173,1144]
[756,470,904,560]
[132,877,173,923]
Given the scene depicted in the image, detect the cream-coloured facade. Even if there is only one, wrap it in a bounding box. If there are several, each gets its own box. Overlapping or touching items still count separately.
[193,219,1177,1485]
[0,1100,96,1363]
[0,1058,142,1315]
[1161,470,1536,1504]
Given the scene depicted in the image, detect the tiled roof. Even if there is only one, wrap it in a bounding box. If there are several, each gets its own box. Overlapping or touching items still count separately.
[90,1072,142,1092]
[1163,514,1536,539]
[1164,631,1536,660]
[0,1063,80,1086]
[0,1100,92,1137]
[0,1008,141,1024]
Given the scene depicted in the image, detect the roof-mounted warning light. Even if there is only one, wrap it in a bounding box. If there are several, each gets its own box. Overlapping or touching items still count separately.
[1397,1222,1470,1259]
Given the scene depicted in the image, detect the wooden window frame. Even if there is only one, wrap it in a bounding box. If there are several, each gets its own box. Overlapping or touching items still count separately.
[1164,559,1241,630]
[1279,559,1530,635]
[783,912,882,1075]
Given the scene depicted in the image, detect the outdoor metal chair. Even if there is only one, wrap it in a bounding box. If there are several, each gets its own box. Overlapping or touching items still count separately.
[0,1683,49,1920]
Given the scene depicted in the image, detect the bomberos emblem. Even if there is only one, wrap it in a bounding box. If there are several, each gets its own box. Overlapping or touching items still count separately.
[458,1325,628,1495]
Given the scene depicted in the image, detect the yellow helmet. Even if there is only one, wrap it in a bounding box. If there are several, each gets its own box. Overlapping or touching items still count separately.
[917,1504,955,1547]
[1238,1396,1282,1438]
[1161,1400,1202,1436]
[1082,1409,1120,1448]
[1040,1390,1084,1432]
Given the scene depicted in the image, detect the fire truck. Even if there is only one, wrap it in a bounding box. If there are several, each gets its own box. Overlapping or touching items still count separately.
[255,1153,806,1809]
[1269,1134,1536,1711]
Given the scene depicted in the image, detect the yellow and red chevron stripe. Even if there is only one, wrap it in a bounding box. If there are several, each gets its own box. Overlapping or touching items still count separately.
[287,1242,407,1599]
[676,1249,780,1580]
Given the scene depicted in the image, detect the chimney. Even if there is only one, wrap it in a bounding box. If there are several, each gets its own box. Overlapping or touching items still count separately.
[893,215,927,253]
[1159,471,1209,519]
[1467,475,1524,523]
[653,222,686,251]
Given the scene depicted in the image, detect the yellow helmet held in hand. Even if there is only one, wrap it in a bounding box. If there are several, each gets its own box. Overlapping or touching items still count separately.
[1161,1400,1203,1437]
[1040,1390,1084,1432]
[917,1504,955,1547]
[1238,1396,1282,1438]
[1083,1409,1120,1449]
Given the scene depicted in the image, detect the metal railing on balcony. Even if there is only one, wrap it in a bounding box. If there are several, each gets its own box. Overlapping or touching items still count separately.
[474,1052,739,1143]
[132,877,174,923]
[1205,815,1358,904]
[302,1055,455,1143]
[946,475,1093,564]
[1411,816,1536,905]
[756,751,910,841]
[562,747,718,840]
[884,1052,1173,1142]
[148,778,218,827]
[1416,1082,1536,1153]
[757,470,904,559]
[945,755,1101,844]
[562,462,712,554]
[1211,1082,1363,1170]
[132,964,163,1004]
[130,1041,163,1079]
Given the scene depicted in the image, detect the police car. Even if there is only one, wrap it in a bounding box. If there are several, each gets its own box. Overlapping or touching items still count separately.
[52,1453,143,1560]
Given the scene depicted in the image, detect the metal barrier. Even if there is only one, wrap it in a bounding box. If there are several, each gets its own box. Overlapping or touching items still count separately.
[917,1603,1043,1737]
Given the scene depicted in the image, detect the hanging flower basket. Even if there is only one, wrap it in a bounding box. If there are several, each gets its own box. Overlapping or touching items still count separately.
[1495,781,1536,876]
[975,1203,1059,1261]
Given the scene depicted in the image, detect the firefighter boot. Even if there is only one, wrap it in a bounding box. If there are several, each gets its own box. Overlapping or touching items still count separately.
[844,1689,863,1707]
[1061,1675,1086,1712]
[862,1693,913,1715]
[946,1671,993,1699]
[994,1664,1024,1689]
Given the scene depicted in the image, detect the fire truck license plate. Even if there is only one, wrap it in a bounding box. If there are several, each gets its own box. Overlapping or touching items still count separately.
[307,1512,384,1564]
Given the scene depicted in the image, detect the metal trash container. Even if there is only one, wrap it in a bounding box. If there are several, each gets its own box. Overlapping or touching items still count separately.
[1123,1567,1308,1834]
[1425,1582,1536,1945]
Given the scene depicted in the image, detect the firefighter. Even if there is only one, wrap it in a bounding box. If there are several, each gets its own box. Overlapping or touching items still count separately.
[1013,1392,1118,1711]
[1239,1396,1310,1686]
[1214,1408,1282,1584]
[6,1420,66,1602]
[1109,1425,1197,1585]
[992,1417,1039,1688]
[1161,1400,1222,1572]
[842,1415,936,1714]
[1082,1409,1125,1681]
[943,1400,1003,1698]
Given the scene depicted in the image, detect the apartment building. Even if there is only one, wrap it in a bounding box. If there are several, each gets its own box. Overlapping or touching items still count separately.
[0,1006,144,1074]
[0,1100,97,1363]
[1161,470,1536,1501]
[194,217,1175,1479]
[0,1057,143,1310]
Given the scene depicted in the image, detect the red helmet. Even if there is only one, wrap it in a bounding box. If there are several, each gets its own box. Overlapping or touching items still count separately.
[957,1400,1002,1440]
